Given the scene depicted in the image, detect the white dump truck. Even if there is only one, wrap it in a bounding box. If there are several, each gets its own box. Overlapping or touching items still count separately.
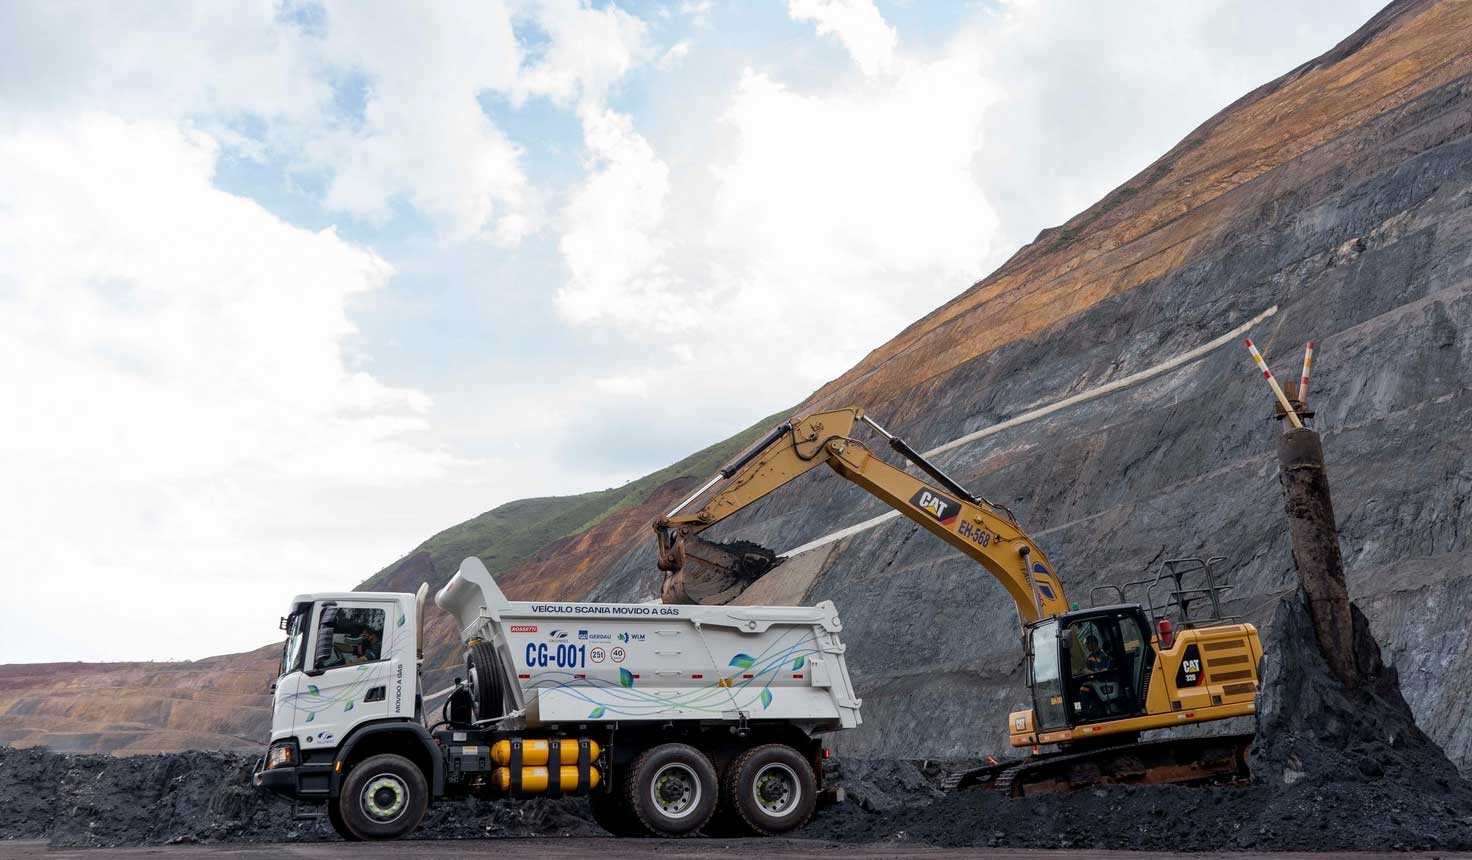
[254,557,862,840]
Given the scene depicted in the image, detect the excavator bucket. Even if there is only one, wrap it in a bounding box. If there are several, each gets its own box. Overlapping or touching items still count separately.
[661,536,780,605]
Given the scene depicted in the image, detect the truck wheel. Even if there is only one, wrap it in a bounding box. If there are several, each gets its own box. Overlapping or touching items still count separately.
[625,743,717,837]
[326,800,362,841]
[466,643,504,722]
[588,788,642,836]
[339,753,428,840]
[722,744,816,835]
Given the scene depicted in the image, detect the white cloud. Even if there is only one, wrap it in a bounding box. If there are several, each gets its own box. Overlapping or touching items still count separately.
[513,0,650,108]
[310,1,529,240]
[556,108,698,330]
[971,0,1384,248]
[658,40,693,71]
[0,1,652,243]
[0,2,328,127]
[789,0,897,77]
[554,31,1000,402]
[678,0,715,30]
[594,374,652,398]
[0,116,456,661]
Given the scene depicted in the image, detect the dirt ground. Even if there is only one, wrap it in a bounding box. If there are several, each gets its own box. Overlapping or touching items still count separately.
[5,840,1472,860]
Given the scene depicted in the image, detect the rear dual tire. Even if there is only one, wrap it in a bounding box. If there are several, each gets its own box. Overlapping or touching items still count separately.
[602,741,815,838]
[624,743,719,837]
[719,744,817,836]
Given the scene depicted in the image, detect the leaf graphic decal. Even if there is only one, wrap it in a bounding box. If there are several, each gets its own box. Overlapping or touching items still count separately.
[307,685,320,695]
[792,656,806,671]
[398,613,406,627]
[305,711,315,723]
[619,668,634,689]
[588,706,606,719]
[729,653,755,670]
[759,688,773,709]
[344,701,354,712]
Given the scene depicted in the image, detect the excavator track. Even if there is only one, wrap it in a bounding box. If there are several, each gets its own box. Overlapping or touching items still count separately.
[945,734,1253,797]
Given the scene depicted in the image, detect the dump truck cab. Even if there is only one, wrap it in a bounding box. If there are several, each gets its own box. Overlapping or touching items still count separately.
[257,589,441,816]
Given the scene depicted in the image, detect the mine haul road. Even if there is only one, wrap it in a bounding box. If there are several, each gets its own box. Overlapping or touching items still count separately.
[4,841,1471,860]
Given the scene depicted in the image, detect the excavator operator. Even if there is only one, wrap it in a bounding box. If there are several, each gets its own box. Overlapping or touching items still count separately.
[1074,632,1116,720]
[1084,635,1112,672]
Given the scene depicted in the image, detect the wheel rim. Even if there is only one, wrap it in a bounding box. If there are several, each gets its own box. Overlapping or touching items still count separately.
[751,762,800,817]
[360,773,409,823]
[650,762,702,819]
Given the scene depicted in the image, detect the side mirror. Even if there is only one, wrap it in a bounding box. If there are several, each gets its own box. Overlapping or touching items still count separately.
[309,603,338,675]
[1059,628,1074,651]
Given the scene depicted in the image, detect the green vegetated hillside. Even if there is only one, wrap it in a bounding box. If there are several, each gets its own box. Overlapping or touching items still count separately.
[356,408,791,596]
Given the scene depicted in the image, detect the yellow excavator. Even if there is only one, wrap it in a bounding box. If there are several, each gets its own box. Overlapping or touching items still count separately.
[654,406,1263,794]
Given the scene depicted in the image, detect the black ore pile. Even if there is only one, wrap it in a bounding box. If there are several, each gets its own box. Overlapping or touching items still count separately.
[810,593,1472,852]
[0,746,597,847]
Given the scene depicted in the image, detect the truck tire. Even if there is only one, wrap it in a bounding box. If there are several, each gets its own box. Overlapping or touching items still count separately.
[722,744,816,836]
[588,787,643,836]
[338,753,428,840]
[624,743,718,837]
[326,800,362,841]
[465,643,504,722]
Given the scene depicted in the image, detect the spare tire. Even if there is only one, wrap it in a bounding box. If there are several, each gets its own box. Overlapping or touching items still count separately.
[465,643,505,722]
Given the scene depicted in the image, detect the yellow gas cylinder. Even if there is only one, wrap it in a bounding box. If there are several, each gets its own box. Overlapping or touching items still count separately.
[490,738,601,766]
[491,765,602,793]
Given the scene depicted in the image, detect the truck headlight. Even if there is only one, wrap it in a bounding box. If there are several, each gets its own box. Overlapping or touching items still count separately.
[265,740,297,770]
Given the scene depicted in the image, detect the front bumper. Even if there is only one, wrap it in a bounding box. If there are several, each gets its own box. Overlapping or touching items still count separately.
[253,751,332,801]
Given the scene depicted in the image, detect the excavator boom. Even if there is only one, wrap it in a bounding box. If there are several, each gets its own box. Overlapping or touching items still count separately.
[655,407,1068,622]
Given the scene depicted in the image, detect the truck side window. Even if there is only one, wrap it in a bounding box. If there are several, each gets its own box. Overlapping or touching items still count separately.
[318,607,386,668]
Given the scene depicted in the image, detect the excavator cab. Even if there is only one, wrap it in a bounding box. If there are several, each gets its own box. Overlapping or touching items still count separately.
[1026,607,1154,734]
[1013,557,1261,755]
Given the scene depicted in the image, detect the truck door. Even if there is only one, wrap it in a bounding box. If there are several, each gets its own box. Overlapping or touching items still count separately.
[299,599,403,749]
[1028,619,1070,731]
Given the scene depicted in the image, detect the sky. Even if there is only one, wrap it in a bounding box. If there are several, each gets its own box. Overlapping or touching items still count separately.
[0,0,1385,663]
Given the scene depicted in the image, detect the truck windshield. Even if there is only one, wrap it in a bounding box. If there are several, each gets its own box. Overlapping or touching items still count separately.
[279,604,309,677]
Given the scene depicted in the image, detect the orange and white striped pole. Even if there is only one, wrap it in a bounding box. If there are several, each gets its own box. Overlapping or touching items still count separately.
[1298,341,1315,404]
[1245,338,1304,429]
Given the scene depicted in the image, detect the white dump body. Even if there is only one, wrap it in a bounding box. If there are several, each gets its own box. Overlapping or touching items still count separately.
[435,557,862,731]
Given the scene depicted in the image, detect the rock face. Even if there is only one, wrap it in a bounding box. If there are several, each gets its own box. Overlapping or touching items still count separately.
[585,0,1472,768]
[0,651,278,756]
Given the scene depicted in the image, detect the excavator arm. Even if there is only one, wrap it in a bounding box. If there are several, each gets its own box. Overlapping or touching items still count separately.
[654,407,1069,623]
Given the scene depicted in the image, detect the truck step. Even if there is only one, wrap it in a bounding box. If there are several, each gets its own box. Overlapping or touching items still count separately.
[290,804,326,821]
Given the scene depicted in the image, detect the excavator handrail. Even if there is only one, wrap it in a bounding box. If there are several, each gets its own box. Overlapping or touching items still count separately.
[1091,556,1235,627]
